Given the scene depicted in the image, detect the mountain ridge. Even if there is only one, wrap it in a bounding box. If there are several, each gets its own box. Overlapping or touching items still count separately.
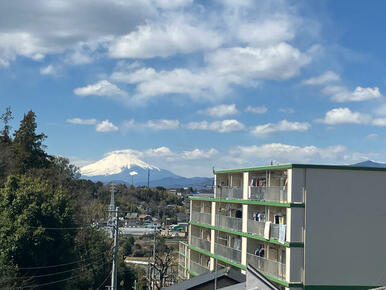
[80,150,213,188]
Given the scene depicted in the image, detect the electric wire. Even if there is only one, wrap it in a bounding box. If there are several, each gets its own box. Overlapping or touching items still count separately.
[17,250,111,270]
[26,226,86,230]
[95,270,112,290]
[1,255,111,281]
[20,260,112,289]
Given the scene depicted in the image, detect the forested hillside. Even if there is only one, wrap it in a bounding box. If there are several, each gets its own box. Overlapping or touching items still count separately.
[0,108,183,289]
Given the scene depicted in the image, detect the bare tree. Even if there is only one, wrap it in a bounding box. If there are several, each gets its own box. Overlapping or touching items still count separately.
[151,249,177,289]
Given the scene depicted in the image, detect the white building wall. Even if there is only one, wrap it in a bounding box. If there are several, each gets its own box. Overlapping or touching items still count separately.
[304,168,386,287]
[286,247,304,283]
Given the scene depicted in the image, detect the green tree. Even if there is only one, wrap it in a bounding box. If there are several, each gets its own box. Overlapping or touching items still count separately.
[0,106,13,144]
[68,228,112,289]
[0,175,75,288]
[13,110,48,173]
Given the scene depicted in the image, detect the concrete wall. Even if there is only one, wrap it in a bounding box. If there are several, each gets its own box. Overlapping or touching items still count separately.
[286,207,304,243]
[289,168,305,203]
[304,168,386,287]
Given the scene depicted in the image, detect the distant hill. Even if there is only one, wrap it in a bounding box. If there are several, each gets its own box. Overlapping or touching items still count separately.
[80,150,213,188]
[351,160,386,168]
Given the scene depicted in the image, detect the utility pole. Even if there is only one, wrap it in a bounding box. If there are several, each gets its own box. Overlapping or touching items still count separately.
[111,206,119,290]
[152,225,157,289]
[109,184,116,238]
[147,168,150,188]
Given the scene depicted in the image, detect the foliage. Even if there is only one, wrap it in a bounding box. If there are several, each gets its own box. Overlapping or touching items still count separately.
[12,111,48,173]
[0,107,185,289]
[0,175,75,288]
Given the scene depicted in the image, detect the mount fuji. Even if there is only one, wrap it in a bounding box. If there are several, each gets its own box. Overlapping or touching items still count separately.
[79,150,213,188]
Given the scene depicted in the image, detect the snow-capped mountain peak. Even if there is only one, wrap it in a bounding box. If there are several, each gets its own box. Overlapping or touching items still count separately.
[80,150,159,177]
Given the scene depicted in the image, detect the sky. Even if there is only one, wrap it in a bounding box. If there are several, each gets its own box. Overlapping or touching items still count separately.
[1,0,386,177]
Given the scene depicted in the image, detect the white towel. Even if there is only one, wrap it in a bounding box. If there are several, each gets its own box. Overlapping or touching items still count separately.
[278,224,286,244]
[264,221,271,239]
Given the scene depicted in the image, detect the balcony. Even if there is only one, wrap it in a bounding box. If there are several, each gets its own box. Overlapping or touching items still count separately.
[247,219,265,237]
[179,253,186,268]
[249,186,287,203]
[190,260,210,276]
[215,186,243,199]
[247,219,286,242]
[247,253,286,281]
[191,211,211,225]
[191,236,211,252]
[214,243,241,264]
[215,214,242,232]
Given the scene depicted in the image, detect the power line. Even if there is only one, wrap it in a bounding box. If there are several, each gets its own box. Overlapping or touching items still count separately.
[17,251,111,270]
[95,270,112,290]
[26,226,85,230]
[20,261,110,289]
[1,256,111,281]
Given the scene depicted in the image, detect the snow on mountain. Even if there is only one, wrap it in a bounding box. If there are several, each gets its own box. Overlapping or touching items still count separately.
[80,150,159,177]
[79,149,213,188]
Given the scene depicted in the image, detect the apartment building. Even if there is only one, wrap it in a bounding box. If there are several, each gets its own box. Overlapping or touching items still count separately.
[178,164,386,290]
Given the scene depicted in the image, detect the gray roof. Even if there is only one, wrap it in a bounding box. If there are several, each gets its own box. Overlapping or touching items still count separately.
[163,268,245,290]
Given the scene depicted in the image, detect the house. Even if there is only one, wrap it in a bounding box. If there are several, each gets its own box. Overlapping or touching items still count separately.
[125,212,139,226]
[165,265,279,290]
[164,267,245,290]
[178,164,386,290]
[138,214,153,223]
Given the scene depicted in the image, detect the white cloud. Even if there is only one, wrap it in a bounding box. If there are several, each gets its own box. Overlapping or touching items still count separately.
[145,119,180,130]
[40,64,59,75]
[323,85,382,102]
[153,0,193,9]
[278,107,294,114]
[245,106,267,114]
[237,19,295,46]
[110,42,311,104]
[108,21,222,59]
[372,118,386,127]
[302,71,340,85]
[365,133,380,140]
[0,32,47,67]
[206,43,311,81]
[251,120,310,136]
[95,120,119,132]
[66,118,98,125]
[319,108,371,125]
[227,143,364,165]
[74,80,128,99]
[144,146,174,157]
[198,104,238,117]
[182,148,218,160]
[186,119,245,133]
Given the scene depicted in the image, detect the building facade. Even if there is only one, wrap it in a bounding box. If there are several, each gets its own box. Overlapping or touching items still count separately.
[178,164,386,290]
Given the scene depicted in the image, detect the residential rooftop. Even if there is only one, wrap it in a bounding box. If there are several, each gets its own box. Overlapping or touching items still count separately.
[214,163,386,174]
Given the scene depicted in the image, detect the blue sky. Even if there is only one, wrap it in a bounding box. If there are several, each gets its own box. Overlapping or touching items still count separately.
[1,0,386,177]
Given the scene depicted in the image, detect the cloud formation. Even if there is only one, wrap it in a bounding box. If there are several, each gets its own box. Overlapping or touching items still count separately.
[245,106,267,114]
[67,117,118,133]
[198,104,238,117]
[251,120,310,136]
[323,86,382,102]
[74,80,128,99]
[302,71,340,85]
[145,119,180,130]
[66,118,98,125]
[95,120,119,132]
[319,108,371,125]
[186,119,245,133]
